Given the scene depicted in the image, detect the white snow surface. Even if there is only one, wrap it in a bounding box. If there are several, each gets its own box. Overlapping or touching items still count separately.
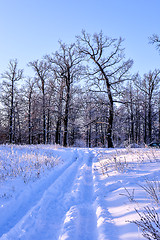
[0,145,160,240]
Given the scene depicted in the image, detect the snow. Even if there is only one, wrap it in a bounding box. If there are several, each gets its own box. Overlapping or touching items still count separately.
[0,145,160,239]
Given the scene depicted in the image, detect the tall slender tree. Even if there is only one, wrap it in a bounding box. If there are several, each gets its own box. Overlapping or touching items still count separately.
[1,59,23,143]
[23,78,35,144]
[28,59,50,144]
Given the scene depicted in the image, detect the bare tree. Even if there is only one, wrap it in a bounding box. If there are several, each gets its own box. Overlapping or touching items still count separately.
[45,79,56,144]
[150,34,160,142]
[28,59,50,144]
[23,78,35,144]
[149,34,160,52]
[47,41,82,147]
[77,30,133,147]
[135,70,160,143]
[47,63,65,145]
[55,79,65,145]
[1,59,23,143]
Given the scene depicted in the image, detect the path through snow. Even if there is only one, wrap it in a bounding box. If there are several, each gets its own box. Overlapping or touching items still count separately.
[0,149,98,240]
[1,146,160,239]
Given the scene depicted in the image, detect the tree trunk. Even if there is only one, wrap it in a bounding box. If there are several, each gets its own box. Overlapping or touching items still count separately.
[101,123,105,147]
[95,122,98,147]
[9,79,14,143]
[107,102,114,147]
[130,99,134,143]
[42,83,46,144]
[135,104,138,143]
[16,104,21,144]
[55,120,61,145]
[63,85,70,147]
[86,127,89,147]
[92,59,114,148]
[89,125,91,148]
[105,74,114,148]
[55,82,63,145]
[28,94,31,144]
[148,97,152,143]
[47,106,50,144]
[144,102,147,144]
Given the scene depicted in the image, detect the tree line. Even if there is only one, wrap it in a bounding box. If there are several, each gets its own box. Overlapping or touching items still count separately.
[0,31,160,147]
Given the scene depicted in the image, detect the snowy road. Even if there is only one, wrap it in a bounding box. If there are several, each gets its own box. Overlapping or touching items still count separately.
[0,149,98,240]
[1,146,160,240]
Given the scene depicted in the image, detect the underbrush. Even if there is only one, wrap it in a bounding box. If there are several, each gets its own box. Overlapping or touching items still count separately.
[125,179,160,240]
[97,148,160,175]
[0,145,60,183]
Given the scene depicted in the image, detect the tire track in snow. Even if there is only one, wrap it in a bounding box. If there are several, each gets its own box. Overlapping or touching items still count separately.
[0,149,80,239]
[59,150,98,240]
[1,149,99,240]
[92,153,120,240]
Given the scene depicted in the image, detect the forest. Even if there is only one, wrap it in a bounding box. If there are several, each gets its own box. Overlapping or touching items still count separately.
[0,31,160,148]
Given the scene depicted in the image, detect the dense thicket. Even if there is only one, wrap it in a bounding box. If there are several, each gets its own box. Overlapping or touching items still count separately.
[0,31,160,147]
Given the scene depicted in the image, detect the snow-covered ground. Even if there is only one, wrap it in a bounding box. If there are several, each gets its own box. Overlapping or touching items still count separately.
[0,145,160,240]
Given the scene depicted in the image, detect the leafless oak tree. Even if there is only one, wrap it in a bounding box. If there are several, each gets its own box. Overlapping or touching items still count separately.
[77,30,133,147]
[47,41,82,147]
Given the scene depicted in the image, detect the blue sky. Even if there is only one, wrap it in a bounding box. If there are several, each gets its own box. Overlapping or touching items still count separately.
[0,0,160,77]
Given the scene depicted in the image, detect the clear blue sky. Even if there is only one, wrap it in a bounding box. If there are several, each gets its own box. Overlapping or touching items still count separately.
[0,0,160,77]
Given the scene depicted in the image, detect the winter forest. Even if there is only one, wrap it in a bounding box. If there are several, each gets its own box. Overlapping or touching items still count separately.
[0,31,160,148]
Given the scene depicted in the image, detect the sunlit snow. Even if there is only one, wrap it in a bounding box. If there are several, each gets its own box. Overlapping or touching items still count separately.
[0,145,160,239]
